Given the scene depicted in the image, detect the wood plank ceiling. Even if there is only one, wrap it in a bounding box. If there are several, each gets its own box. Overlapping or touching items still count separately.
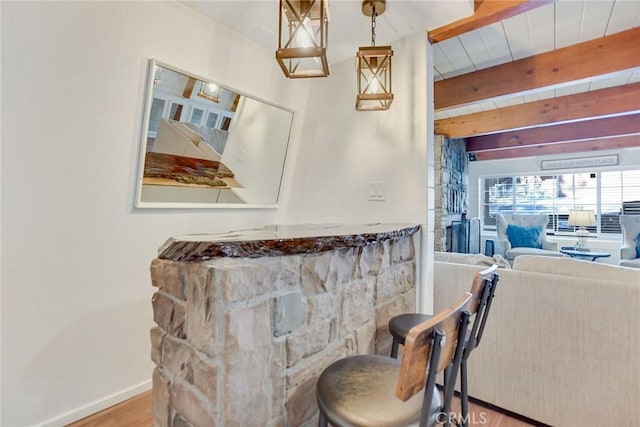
[430,0,640,161]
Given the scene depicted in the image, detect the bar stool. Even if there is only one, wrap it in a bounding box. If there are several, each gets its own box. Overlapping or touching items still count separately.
[388,265,500,427]
[316,292,473,427]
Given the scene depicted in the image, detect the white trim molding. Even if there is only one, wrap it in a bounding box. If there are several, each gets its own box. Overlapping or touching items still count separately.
[37,380,151,427]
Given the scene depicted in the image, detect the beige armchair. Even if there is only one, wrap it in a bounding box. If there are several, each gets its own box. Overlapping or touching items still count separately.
[619,215,640,268]
[496,214,563,263]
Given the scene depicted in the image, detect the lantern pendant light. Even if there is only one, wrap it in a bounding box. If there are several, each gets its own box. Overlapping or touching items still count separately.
[356,0,393,111]
[276,0,330,78]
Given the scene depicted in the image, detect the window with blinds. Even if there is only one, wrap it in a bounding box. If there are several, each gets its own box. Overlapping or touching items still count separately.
[148,98,166,135]
[189,108,204,126]
[205,112,219,129]
[480,169,640,235]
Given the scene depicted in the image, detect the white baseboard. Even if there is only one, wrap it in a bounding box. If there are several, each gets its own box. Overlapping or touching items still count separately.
[37,380,152,427]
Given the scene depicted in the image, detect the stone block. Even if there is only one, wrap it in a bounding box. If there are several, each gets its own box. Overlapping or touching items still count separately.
[162,336,194,384]
[381,240,392,270]
[299,414,319,427]
[222,301,272,425]
[273,291,307,337]
[390,236,415,264]
[152,367,171,427]
[300,252,332,294]
[345,334,357,356]
[172,413,193,427]
[284,345,348,425]
[270,339,286,421]
[185,264,218,358]
[191,352,218,401]
[329,318,338,343]
[171,381,216,427]
[375,331,394,356]
[267,417,285,427]
[354,320,376,354]
[220,257,300,303]
[286,345,346,389]
[375,294,416,336]
[340,279,374,337]
[307,292,339,325]
[374,261,415,306]
[285,319,331,368]
[329,248,357,286]
[151,326,166,367]
[402,289,417,314]
[359,243,385,276]
[285,374,319,427]
[151,259,186,300]
[161,335,218,401]
[153,292,186,339]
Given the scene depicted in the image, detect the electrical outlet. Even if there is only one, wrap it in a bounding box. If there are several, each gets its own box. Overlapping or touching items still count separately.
[368,181,385,201]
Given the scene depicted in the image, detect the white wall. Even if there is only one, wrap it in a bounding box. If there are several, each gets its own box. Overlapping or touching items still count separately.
[283,32,435,310]
[0,2,311,426]
[284,32,430,225]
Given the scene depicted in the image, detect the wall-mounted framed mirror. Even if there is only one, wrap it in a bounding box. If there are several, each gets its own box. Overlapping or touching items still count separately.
[135,60,294,208]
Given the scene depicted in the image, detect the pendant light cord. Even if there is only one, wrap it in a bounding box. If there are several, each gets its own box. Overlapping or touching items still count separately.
[371,10,377,47]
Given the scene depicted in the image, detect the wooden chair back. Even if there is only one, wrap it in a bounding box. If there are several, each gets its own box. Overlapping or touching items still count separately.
[395,292,472,401]
[467,265,500,354]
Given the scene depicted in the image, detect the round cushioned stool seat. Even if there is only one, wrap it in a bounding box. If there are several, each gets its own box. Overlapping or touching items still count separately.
[389,314,432,345]
[316,354,441,427]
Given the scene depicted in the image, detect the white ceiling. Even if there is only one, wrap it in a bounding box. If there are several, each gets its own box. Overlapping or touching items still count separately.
[180,0,640,119]
[180,0,474,64]
[432,0,640,119]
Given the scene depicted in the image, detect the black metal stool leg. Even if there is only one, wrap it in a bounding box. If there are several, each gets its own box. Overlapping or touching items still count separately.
[443,366,450,398]
[390,338,399,358]
[460,361,469,427]
[318,410,328,427]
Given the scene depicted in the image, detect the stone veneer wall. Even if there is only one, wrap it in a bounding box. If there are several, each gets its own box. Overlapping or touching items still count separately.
[149,235,416,427]
[435,135,469,252]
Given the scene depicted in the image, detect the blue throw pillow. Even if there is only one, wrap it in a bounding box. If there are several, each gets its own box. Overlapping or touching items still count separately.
[636,232,640,258]
[506,224,543,249]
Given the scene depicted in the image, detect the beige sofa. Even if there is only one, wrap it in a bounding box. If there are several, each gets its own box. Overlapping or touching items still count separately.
[153,119,221,161]
[434,254,640,427]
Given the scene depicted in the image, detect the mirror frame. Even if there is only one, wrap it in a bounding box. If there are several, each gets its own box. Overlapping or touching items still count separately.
[134,59,295,209]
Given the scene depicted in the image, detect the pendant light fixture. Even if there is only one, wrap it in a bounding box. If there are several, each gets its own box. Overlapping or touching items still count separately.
[276,0,330,78]
[356,0,393,111]
[197,81,222,103]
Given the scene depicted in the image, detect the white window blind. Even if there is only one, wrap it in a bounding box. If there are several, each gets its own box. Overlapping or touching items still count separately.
[481,169,640,235]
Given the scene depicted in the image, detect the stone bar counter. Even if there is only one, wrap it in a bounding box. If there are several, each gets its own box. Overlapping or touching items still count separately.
[150,223,421,427]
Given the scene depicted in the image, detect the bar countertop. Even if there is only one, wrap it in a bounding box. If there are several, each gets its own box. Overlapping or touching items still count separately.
[158,223,421,261]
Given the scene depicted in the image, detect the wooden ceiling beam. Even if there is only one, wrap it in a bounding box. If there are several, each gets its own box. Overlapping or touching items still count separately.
[470,135,640,161]
[435,27,640,110]
[466,114,640,152]
[428,0,555,44]
[435,82,640,138]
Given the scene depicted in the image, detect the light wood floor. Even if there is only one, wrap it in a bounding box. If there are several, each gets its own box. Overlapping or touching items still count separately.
[67,391,538,427]
[67,392,152,427]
